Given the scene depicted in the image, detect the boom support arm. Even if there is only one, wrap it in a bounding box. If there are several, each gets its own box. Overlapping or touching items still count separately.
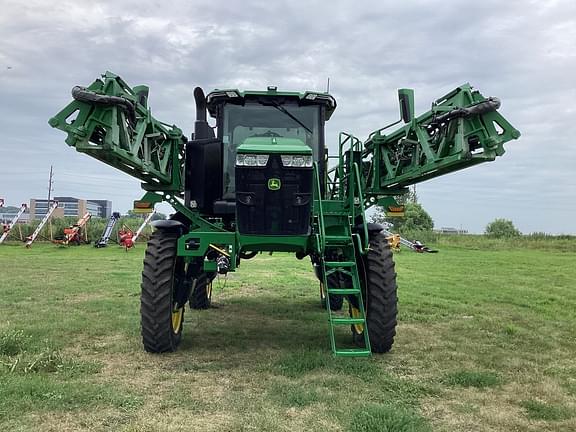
[360,84,521,200]
[48,72,186,193]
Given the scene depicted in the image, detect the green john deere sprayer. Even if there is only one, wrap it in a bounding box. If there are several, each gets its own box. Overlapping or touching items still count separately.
[49,72,520,356]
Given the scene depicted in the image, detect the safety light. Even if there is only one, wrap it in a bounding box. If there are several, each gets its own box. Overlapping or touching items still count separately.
[280,154,313,168]
[236,153,269,167]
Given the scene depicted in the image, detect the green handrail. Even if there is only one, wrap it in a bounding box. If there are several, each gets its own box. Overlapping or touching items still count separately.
[313,162,326,253]
[353,162,369,252]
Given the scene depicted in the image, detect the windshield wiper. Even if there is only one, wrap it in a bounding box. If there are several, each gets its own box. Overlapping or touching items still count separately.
[270,102,313,134]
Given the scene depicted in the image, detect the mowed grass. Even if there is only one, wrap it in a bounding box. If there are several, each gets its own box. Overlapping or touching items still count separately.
[0,240,575,431]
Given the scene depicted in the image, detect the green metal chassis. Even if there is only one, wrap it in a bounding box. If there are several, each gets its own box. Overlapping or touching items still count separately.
[48,71,521,276]
[47,71,522,356]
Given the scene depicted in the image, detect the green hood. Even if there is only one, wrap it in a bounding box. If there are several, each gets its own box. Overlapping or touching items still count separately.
[237,137,312,155]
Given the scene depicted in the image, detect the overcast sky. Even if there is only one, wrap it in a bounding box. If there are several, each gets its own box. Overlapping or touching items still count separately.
[1,0,574,233]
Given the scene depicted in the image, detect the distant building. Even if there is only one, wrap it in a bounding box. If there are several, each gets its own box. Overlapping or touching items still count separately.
[0,206,30,224]
[29,197,113,220]
[87,199,112,218]
[435,227,468,235]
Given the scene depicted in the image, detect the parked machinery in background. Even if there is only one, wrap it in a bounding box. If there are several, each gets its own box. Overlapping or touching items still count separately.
[118,211,156,250]
[25,201,58,248]
[118,225,135,250]
[95,212,121,248]
[132,210,156,244]
[0,203,28,244]
[53,212,91,246]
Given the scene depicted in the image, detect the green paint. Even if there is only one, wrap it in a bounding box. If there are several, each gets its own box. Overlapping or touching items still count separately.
[237,137,312,155]
[268,178,281,190]
[207,89,337,120]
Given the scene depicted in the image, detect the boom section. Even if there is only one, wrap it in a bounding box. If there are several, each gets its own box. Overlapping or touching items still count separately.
[48,72,186,193]
[362,83,521,198]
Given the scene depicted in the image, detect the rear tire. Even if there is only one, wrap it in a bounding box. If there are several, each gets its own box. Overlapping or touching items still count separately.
[140,230,186,353]
[352,232,398,353]
[189,272,215,309]
[320,273,344,311]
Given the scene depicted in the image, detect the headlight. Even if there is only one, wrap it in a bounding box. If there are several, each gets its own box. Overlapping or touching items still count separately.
[280,154,313,168]
[236,153,269,167]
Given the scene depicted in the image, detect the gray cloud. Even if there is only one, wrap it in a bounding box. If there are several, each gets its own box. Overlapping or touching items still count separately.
[1,0,574,233]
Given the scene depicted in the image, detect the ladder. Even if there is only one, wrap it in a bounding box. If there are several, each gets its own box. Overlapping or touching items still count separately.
[314,131,373,357]
[95,212,120,247]
[316,197,371,357]
[132,210,155,243]
[321,250,371,357]
[0,204,28,244]
[25,201,58,248]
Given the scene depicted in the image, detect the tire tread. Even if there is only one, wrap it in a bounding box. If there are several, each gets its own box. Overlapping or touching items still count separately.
[140,230,182,353]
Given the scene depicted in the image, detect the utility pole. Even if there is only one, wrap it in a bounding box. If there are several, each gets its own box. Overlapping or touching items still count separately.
[411,184,418,204]
[47,165,55,241]
[47,165,54,202]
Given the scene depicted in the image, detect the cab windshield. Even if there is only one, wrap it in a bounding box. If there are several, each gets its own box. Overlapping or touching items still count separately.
[221,102,321,199]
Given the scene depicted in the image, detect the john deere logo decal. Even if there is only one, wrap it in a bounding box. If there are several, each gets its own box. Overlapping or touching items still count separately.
[268,178,281,190]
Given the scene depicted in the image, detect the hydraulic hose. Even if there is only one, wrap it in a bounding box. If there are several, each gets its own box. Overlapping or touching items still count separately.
[432,97,501,125]
[71,86,136,125]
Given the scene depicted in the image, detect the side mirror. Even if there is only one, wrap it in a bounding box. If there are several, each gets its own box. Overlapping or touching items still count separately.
[398,88,415,123]
[193,87,214,140]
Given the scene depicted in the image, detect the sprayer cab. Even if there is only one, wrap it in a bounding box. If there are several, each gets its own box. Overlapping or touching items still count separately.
[186,87,336,235]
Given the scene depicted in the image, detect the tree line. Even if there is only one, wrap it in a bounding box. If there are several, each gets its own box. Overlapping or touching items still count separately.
[371,187,523,238]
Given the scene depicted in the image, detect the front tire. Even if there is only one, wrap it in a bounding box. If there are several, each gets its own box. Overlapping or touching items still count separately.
[352,232,398,353]
[140,230,187,353]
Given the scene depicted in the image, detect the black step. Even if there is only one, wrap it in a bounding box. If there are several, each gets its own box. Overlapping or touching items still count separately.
[325,235,352,244]
[325,261,356,268]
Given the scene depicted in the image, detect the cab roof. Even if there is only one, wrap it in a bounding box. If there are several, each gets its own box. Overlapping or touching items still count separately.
[205,88,337,121]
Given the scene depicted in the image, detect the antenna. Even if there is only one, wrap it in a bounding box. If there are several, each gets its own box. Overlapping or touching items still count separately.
[326,77,330,93]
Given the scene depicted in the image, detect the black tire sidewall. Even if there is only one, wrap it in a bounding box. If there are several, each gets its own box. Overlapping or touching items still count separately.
[353,232,398,353]
[140,230,185,352]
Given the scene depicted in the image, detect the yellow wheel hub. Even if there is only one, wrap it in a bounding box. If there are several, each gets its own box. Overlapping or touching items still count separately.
[171,305,183,333]
[351,306,364,333]
[206,282,213,301]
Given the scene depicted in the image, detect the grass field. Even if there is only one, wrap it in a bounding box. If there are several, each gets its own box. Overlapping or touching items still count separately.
[1,240,575,431]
